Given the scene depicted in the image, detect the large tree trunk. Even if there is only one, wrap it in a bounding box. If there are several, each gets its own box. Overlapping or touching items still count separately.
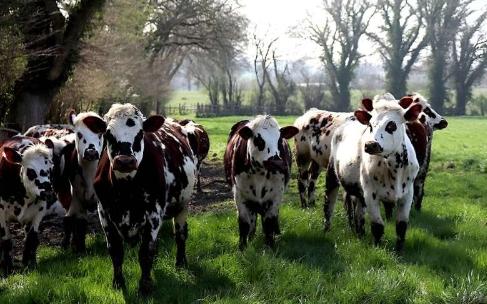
[12,90,54,130]
[454,82,468,115]
[385,66,407,98]
[428,51,447,114]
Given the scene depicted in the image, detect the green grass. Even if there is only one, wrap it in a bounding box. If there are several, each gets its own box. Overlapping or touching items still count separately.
[1,117,487,303]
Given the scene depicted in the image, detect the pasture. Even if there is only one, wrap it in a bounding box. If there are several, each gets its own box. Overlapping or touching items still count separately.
[1,116,486,303]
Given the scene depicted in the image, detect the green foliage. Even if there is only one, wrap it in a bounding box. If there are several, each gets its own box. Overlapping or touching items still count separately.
[1,117,486,303]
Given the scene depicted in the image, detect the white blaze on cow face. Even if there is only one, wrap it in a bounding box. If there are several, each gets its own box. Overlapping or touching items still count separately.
[355,99,423,156]
[238,115,298,165]
[3,143,56,202]
[69,111,107,163]
[103,103,164,179]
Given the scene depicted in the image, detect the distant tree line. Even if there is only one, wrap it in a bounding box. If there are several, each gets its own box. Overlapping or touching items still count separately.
[308,0,487,115]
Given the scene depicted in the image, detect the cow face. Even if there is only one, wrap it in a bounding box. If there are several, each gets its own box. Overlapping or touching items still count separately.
[3,141,57,203]
[103,103,165,178]
[238,115,298,167]
[406,94,448,130]
[69,111,107,162]
[355,98,422,156]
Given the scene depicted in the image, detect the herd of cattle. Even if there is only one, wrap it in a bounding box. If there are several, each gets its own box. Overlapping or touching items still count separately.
[0,92,447,294]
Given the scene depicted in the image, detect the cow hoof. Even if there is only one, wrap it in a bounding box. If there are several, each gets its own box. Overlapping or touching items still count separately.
[138,278,154,297]
[175,256,188,268]
[112,276,126,290]
[238,240,247,251]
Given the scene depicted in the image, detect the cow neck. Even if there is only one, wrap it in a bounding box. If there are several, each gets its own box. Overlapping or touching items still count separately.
[78,156,98,191]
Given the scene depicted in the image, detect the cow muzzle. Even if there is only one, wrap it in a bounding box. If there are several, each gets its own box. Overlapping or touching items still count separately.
[364,141,383,155]
[113,155,138,173]
[434,118,448,130]
[263,156,286,172]
[83,148,100,161]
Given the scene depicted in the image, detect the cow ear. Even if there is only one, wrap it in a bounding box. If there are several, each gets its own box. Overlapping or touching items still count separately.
[143,115,165,132]
[44,138,55,150]
[83,116,107,134]
[399,97,414,109]
[68,110,77,125]
[354,110,372,125]
[179,119,192,126]
[3,147,22,164]
[238,126,253,140]
[404,104,423,121]
[280,126,299,139]
[361,98,373,111]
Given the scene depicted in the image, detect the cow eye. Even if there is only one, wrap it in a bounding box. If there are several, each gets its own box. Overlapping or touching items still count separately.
[26,168,37,180]
[385,121,397,134]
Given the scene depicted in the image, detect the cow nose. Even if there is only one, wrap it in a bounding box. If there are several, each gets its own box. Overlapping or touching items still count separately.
[364,141,383,155]
[84,149,100,161]
[113,155,137,173]
[435,119,448,130]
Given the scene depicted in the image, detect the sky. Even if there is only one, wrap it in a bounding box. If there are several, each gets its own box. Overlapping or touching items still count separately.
[240,0,325,67]
[239,0,487,68]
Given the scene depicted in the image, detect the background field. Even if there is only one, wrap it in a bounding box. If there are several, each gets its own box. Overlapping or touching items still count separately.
[1,116,486,303]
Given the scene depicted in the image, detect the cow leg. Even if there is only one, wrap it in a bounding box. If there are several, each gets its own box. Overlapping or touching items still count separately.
[174,209,188,267]
[324,161,339,232]
[0,213,13,276]
[236,200,251,250]
[22,206,45,268]
[138,212,161,296]
[72,216,88,253]
[248,211,257,241]
[395,191,413,252]
[354,196,366,237]
[66,197,87,253]
[383,201,394,221]
[413,177,425,211]
[61,216,74,249]
[296,154,310,208]
[343,192,355,231]
[101,219,125,289]
[307,161,321,207]
[22,224,39,268]
[262,202,279,249]
[365,193,384,246]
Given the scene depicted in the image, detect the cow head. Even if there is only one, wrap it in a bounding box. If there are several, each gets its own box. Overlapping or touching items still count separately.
[69,111,107,163]
[404,93,448,130]
[238,115,298,169]
[355,98,422,156]
[103,103,165,178]
[2,140,57,203]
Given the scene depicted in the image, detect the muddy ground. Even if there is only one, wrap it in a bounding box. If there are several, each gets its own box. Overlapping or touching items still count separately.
[8,162,232,260]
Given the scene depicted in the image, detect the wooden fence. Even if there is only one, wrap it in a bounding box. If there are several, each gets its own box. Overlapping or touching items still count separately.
[192,104,302,117]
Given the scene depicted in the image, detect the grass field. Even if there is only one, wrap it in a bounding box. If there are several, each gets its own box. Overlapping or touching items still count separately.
[1,116,487,303]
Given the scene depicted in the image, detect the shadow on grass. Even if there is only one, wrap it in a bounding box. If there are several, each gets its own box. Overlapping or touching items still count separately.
[411,209,458,240]
[277,231,344,275]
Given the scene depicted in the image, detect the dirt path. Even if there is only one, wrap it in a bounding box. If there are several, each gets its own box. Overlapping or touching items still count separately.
[9,161,232,260]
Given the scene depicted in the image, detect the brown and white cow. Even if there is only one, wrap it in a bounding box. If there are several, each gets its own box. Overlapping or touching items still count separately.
[325,98,422,251]
[24,124,74,139]
[23,112,107,252]
[224,115,298,249]
[294,109,353,208]
[59,111,107,251]
[0,136,58,275]
[178,119,210,192]
[94,103,196,295]
[405,93,448,211]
